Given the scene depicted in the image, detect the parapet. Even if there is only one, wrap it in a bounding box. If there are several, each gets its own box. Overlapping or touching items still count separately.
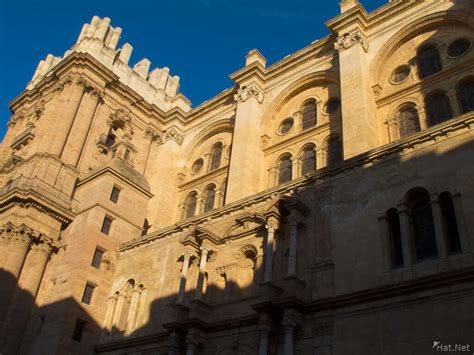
[27,16,191,112]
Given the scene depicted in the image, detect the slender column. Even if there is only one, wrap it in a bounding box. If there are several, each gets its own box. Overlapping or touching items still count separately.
[397,206,413,266]
[104,295,117,332]
[316,147,327,169]
[3,228,32,279]
[177,252,192,304]
[448,90,461,117]
[48,77,85,156]
[430,195,447,258]
[135,288,147,328]
[62,84,103,166]
[168,331,179,355]
[264,222,277,283]
[292,158,301,179]
[258,314,272,355]
[195,247,209,300]
[418,106,429,130]
[287,220,298,277]
[125,288,141,334]
[282,317,297,355]
[377,215,391,272]
[111,294,125,332]
[451,192,470,253]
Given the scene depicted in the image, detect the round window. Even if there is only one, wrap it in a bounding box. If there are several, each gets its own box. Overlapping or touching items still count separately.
[279,118,294,134]
[325,98,341,114]
[191,158,204,173]
[448,39,470,58]
[391,66,411,84]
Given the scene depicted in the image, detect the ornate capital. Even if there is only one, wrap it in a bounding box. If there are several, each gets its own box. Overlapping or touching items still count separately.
[32,241,53,255]
[53,75,73,92]
[234,85,264,103]
[164,127,184,145]
[145,126,163,144]
[108,108,134,136]
[335,30,369,52]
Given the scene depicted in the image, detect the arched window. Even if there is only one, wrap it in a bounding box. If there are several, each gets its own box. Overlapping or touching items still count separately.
[417,45,442,79]
[457,81,474,114]
[210,142,223,171]
[426,94,452,126]
[406,188,438,261]
[326,137,342,167]
[277,154,292,185]
[302,99,317,130]
[184,191,198,219]
[105,128,116,148]
[438,192,462,254]
[386,208,404,268]
[203,184,216,213]
[238,247,257,297]
[301,145,316,175]
[398,105,421,138]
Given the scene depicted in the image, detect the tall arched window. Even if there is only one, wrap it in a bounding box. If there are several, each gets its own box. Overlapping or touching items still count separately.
[210,142,223,171]
[426,94,452,126]
[406,187,438,261]
[277,154,292,185]
[301,145,316,175]
[203,184,216,213]
[302,99,317,130]
[386,208,404,268]
[326,137,342,167]
[398,105,421,138]
[184,191,198,219]
[417,45,442,79]
[457,81,474,114]
[438,192,462,254]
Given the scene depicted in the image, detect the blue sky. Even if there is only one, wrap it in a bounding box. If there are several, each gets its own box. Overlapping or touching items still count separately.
[0,0,387,139]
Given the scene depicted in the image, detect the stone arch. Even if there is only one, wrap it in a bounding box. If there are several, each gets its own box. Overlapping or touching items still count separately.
[182,118,233,157]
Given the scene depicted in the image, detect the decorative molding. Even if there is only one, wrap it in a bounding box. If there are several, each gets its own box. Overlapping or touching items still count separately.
[335,30,369,52]
[164,127,184,145]
[234,85,264,103]
[145,126,163,144]
[108,108,134,137]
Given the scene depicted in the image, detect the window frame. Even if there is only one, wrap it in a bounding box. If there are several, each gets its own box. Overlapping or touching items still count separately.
[81,283,96,305]
[101,215,113,235]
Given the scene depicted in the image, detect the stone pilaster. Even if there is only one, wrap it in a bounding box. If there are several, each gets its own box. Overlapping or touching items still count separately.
[177,251,192,304]
[263,219,278,283]
[287,219,298,277]
[397,205,413,267]
[195,247,210,300]
[430,194,447,258]
[282,315,297,355]
[125,288,141,334]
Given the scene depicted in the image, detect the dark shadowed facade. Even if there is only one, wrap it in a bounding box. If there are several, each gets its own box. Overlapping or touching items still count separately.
[1,0,473,354]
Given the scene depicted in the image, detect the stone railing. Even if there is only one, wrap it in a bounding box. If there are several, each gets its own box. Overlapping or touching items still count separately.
[0,175,73,210]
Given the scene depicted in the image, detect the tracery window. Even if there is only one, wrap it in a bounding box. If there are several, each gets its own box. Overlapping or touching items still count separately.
[277,154,292,185]
[417,45,442,79]
[184,191,198,219]
[203,184,216,213]
[326,137,342,167]
[426,94,452,126]
[301,144,316,175]
[398,104,421,138]
[406,188,438,261]
[210,142,223,171]
[457,81,474,114]
[302,99,317,130]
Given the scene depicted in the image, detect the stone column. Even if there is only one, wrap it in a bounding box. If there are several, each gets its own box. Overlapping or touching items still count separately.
[62,83,103,166]
[287,219,298,277]
[397,206,413,267]
[316,147,327,169]
[195,247,209,300]
[292,157,301,179]
[48,77,85,156]
[177,251,192,304]
[430,195,447,258]
[125,288,141,334]
[282,317,297,355]
[448,90,460,118]
[0,226,12,269]
[377,215,391,272]
[21,242,52,297]
[2,227,32,280]
[451,192,470,253]
[111,293,125,332]
[168,331,179,355]
[264,221,277,283]
[258,314,272,355]
[104,294,118,332]
[418,106,429,130]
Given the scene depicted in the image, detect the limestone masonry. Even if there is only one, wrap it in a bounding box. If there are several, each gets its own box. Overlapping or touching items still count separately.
[0,0,473,354]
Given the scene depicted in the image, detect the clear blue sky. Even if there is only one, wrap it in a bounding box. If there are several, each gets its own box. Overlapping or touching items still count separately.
[0,0,386,139]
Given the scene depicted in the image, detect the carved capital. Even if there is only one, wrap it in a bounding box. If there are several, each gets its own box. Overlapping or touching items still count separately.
[108,108,134,136]
[145,126,163,144]
[164,127,184,145]
[53,75,73,92]
[32,241,53,255]
[234,85,264,103]
[335,30,369,52]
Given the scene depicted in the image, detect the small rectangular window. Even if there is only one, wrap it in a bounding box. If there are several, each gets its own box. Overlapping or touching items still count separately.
[91,248,104,268]
[81,283,95,305]
[124,148,131,161]
[72,319,87,342]
[110,186,121,203]
[101,216,113,235]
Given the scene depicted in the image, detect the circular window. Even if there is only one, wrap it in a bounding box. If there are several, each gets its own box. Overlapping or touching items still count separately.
[191,158,204,173]
[391,66,411,84]
[448,39,470,58]
[278,118,294,134]
[325,98,341,114]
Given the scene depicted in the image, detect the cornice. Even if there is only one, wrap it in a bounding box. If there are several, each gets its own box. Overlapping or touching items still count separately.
[120,112,473,252]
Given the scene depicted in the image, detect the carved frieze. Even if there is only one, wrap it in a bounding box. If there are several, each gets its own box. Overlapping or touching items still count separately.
[335,30,369,52]
[164,127,184,145]
[234,85,264,104]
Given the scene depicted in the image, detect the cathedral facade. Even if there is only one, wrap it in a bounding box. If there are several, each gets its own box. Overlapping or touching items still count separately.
[0,0,473,354]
